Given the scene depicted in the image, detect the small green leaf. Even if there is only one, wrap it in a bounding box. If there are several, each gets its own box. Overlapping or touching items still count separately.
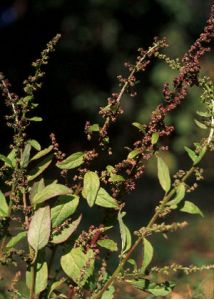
[196,111,211,118]
[82,171,100,207]
[132,122,146,133]
[180,201,204,217]
[51,215,82,244]
[118,211,132,255]
[27,116,43,122]
[48,278,66,298]
[28,154,53,182]
[157,156,171,193]
[51,194,79,227]
[151,132,159,145]
[128,279,175,297]
[20,144,32,168]
[27,206,51,252]
[32,182,71,205]
[127,259,137,271]
[89,123,99,132]
[101,285,115,299]
[184,146,198,163]
[56,152,84,170]
[61,247,94,287]
[7,149,16,168]
[194,119,207,129]
[26,250,48,295]
[194,146,207,165]
[31,145,53,161]
[106,165,114,173]
[141,238,154,272]
[109,174,125,182]
[95,188,119,209]
[6,231,27,249]
[0,190,9,217]
[128,149,141,159]
[97,239,118,252]
[27,139,41,151]
[0,154,13,167]
[168,183,185,207]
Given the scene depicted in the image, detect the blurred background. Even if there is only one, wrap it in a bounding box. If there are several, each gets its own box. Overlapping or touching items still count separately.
[0,0,213,297]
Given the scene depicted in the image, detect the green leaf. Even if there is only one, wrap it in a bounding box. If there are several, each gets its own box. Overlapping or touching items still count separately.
[167,183,185,207]
[31,145,53,161]
[51,215,82,244]
[196,111,211,118]
[89,123,99,132]
[56,151,84,170]
[180,201,204,217]
[157,156,171,193]
[6,231,27,249]
[109,174,125,182]
[151,132,159,145]
[0,190,9,217]
[101,285,115,299]
[128,279,175,297]
[82,171,100,207]
[7,149,16,168]
[184,146,198,163]
[27,139,41,151]
[20,144,32,168]
[61,247,94,287]
[132,122,146,133]
[27,206,51,252]
[32,182,71,205]
[48,278,66,298]
[27,116,43,122]
[145,282,175,297]
[51,194,79,228]
[127,259,137,271]
[30,178,45,203]
[0,154,13,167]
[128,149,141,159]
[26,250,48,295]
[193,146,207,165]
[28,154,53,182]
[97,239,118,252]
[141,238,154,272]
[194,119,207,129]
[95,188,119,209]
[118,211,132,255]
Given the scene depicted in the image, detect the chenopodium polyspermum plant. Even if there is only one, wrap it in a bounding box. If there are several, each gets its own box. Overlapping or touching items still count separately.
[0,5,214,300]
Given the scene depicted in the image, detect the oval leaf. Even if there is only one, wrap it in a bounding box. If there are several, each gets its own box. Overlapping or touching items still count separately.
[0,190,9,217]
[51,215,82,244]
[27,139,41,151]
[51,194,79,228]
[61,247,94,287]
[82,171,100,207]
[151,132,159,145]
[97,239,118,252]
[95,188,119,209]
[28,206,51,252]
[180,201,203,217]
[157,156,171,193]
[56,152,84,170]
[141,238,154,272]
[31,145,53,161]
[184,146,198,163]
[20,144,31,168]
[32,182,71,205]
[167,183,185,207]
[0,154,13,167]
[118,211,132,254]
